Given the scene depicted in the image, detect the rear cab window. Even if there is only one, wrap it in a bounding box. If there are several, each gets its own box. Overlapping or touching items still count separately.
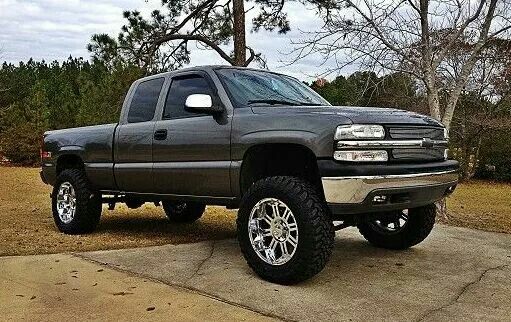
[127,77,165,123]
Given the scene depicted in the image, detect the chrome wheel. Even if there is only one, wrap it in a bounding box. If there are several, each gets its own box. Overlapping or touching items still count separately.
[56,182,76,224]
[248,198,298,266]
[372,210,409,234]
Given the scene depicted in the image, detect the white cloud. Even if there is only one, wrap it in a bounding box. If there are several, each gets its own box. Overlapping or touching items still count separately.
[0,0,340,81]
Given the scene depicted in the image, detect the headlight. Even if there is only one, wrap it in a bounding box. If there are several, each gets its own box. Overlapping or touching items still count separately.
[443,128,449,140]
[334,150,388,162]
[335,124,385,140]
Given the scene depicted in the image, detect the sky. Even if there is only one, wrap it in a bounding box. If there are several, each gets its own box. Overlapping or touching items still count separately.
[0,0,342,80]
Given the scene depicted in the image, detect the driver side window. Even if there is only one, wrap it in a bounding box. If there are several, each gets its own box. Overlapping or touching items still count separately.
[163,75,213,119]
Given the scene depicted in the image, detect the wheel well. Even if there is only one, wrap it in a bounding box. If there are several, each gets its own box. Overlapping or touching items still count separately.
[240,144,323,196]
[56,154,84,175]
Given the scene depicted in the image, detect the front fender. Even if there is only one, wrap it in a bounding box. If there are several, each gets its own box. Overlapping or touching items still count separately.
[237,129,326,157]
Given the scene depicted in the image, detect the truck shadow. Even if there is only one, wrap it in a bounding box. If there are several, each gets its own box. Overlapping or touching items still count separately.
[93,206,237,242]
[92,205,433,271]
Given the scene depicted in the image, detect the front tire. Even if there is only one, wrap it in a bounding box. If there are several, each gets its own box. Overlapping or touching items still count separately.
[162,201,206,223]
[237,176,334,284]
[52,169,102,234]
[358,204,437,250]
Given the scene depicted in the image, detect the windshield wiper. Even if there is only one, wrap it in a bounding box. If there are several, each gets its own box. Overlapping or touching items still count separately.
[248,99,301,106]
[247,99,320,106]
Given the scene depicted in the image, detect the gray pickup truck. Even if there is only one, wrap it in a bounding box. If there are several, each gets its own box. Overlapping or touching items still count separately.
[41,66,458,284]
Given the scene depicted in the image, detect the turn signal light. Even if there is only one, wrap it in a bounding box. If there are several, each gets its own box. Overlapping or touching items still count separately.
[40,135,51,160]
[334,150,388,162]
[40,151,51,159]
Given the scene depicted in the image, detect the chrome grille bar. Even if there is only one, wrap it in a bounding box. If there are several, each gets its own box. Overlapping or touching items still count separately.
[337,139,448,149]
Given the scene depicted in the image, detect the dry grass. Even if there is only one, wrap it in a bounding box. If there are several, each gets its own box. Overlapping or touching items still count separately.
[1,167,509,256]
[445,181,511,234]
[0,167,236,256]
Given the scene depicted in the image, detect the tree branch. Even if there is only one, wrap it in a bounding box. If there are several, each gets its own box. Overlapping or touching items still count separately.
[442,0,499,127]
[433,0,488,68]
[171,0,217,33]
[153,33,235,65]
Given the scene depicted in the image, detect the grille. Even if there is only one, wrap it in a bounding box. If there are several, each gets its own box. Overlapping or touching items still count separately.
[392,148,445,161]
[387,126,446,162]
[388,126,444,140]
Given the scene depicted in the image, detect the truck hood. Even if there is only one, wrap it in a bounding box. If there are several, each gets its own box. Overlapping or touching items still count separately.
[250,105,443,126]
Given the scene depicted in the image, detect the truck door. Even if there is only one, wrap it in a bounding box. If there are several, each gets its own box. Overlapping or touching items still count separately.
[114,76,165,193]
[152,72,232,197]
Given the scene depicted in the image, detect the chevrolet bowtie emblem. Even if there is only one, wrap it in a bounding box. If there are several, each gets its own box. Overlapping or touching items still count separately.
[421,138,435,148]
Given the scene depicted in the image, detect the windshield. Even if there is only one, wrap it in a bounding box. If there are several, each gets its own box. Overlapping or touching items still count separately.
[215,68,330,107]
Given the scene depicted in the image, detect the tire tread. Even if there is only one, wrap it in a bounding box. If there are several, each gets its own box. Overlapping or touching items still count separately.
[162,201,205,223]
[237,176,334,284]
[358,204,436,250]
[52,169,102,234]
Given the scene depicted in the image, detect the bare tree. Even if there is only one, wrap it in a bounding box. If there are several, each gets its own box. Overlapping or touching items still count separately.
[294,0,511,129]
[449,38,511,178]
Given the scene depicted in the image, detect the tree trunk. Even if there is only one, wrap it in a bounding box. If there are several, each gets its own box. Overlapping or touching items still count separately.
[428,89,442,123]
[466,136,483,179]
[425,79,442,123]
[232,0,246,66]
[436,198,449,222]
[442,98,457,130]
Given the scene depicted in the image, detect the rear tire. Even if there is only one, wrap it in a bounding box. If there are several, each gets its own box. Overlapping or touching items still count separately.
[237,176,334,284]
[125,198,145,209]
[52,169,102,234]
[162,201,205,223]
[358,204,436,250]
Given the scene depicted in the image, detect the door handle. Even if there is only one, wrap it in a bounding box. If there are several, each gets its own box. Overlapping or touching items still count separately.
[154,129,168,140]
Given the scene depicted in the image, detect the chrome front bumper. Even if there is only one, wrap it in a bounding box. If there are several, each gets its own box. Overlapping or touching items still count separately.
[322,170,458,204]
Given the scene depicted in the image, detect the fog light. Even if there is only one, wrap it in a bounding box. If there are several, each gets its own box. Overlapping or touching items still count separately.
[373,195,387,203]
[334,150,388,162]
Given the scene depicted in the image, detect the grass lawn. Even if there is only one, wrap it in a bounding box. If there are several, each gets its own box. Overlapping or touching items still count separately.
[445,181,511,234]
[0,166,509,256]
[0,167,236,256]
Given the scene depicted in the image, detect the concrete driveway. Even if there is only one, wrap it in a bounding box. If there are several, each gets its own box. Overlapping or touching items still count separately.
[0,253,275,321]
[2,224,511,321]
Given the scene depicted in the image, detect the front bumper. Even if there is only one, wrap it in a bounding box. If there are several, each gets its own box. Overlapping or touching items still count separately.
[40,163,56,186]
[321,162,458,215]
[40,170,48,184]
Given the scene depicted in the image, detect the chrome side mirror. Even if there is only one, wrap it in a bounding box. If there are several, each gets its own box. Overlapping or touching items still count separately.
[185,94,212,110]
[184,94,223,114]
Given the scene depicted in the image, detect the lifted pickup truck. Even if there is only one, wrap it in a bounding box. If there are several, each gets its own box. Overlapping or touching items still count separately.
[41,66,458,284]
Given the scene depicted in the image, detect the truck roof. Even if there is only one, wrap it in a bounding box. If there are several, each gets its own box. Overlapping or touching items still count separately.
[137,65,291,83]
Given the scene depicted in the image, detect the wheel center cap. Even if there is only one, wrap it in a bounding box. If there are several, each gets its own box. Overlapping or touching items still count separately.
[271,222,287,241]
